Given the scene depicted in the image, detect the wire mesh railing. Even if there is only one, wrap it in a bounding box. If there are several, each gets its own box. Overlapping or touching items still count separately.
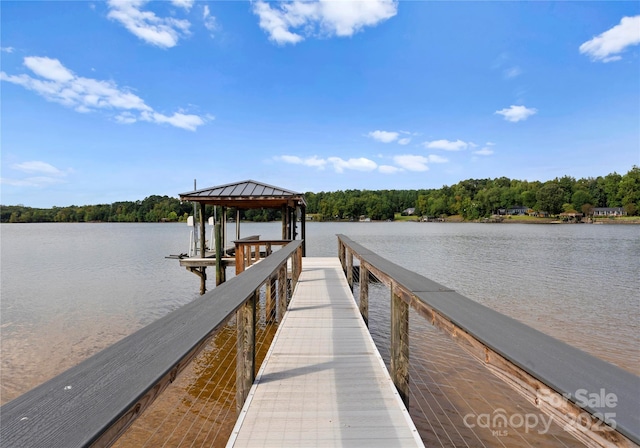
[0,240,302,448]
[114,281,283,448]
[339,234,638,448]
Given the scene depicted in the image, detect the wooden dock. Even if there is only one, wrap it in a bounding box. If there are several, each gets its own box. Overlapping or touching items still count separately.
[227,257,424,448]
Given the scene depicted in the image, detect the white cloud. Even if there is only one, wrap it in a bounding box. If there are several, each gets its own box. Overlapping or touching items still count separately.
[24,56,74,82]
[1,176,67,187]
[171,0,194,10]
[504,66,522,79]
[424,139,469,151]
[1,56,208,131]
[278,152,448,174]
[393,155,429,172]
[328,156,377,173]
[140,111,205,132]
[12,161,65,176]
[368,130,399,143]
[252,0,397,45]
[495,105,537,122]
[379,165,402,174]
[278,155,327,169]
[474,147,494,156]
[3,161,70,187]
[107,0,191,48]
[579,15,640,63]
[1,47,15,53]
[203,5,217,33]
[277,154,377,173]
[397,137,411,145]
[427,154,448,163]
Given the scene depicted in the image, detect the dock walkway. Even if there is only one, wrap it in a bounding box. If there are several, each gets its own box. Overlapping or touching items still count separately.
[227,257,424,447]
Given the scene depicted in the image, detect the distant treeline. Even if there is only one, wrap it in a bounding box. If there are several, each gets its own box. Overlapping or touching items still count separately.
[2,167,638,223]
[307,166,640,220]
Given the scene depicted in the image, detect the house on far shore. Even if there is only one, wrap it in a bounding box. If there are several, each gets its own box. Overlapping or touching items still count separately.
[593,207,626,216]
[559,212,583,222]
[507,205,528,215]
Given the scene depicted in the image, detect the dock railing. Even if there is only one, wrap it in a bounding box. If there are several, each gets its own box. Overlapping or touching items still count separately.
[337,234,639,448]
[234,237,294,275]
[0,240,303,448]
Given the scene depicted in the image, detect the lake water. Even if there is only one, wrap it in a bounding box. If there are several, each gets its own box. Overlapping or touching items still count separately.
[1,222,638,446]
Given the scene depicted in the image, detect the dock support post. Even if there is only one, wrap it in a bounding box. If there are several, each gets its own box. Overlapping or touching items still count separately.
[277,265,287,322]
[236,290,257,414]
[391,284,410,407]
[281,205,287,239]
[360,264,369,327]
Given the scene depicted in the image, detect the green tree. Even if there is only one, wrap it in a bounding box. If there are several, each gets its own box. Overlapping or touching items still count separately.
[571,190,593,212]
[536,182,564,215]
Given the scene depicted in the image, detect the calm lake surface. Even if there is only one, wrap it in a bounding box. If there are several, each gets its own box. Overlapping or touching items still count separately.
[1,221,639,444]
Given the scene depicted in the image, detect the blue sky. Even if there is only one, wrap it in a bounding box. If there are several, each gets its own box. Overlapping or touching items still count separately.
[1,1,639,207]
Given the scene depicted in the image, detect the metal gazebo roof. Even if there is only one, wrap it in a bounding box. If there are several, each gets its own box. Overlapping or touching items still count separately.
[179,180,307,208]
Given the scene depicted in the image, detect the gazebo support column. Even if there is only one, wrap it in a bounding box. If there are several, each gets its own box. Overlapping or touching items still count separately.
[199,203,207,294]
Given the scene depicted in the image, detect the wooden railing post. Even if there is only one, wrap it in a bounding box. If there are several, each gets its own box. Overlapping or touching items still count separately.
[236,290,257,414]
[296,245,302,282]
[266,276,276,322]
[347,250,353,291]
[235,243,244,275]
[359,264,369,327]
[391,284,409,407]
[277,264,287,322]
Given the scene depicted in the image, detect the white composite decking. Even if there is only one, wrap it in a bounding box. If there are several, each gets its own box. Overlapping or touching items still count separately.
[227,257,424,448]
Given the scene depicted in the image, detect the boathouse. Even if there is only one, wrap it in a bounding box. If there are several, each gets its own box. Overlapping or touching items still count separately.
[177,179,307,292]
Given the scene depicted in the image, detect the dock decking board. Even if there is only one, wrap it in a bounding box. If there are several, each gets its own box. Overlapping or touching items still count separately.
[227,257,424,448]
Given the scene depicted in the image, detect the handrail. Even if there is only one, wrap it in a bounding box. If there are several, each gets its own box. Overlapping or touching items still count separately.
[337,234,639,448]
[234,238,292,275]
[0,240,303,448]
